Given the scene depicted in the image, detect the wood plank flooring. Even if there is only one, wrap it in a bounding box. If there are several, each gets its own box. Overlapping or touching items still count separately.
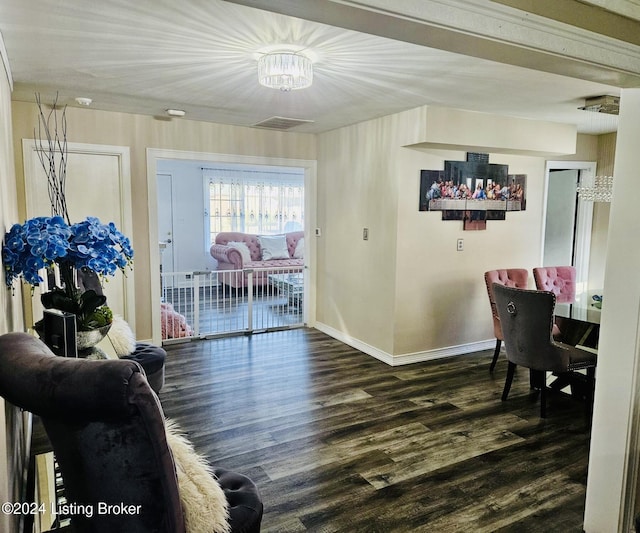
[159,328,591,533]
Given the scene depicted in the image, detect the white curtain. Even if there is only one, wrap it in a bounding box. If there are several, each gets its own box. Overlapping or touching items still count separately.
[204,167,304,238]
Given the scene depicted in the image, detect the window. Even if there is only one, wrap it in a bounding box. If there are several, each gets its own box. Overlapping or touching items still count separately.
[204,166,304,243]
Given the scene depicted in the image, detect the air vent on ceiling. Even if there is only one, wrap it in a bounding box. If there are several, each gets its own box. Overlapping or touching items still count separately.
[578,95,620,115]
[252,116,315,130]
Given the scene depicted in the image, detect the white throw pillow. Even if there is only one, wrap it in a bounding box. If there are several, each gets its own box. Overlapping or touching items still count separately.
[226,241,252,263]
[258,235,289,260]
[293,237,304,259]
[107,315,136,356]
[165,419,230,533]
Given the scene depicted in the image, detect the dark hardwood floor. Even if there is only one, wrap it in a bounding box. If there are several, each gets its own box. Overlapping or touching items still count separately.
[159,328,591,533]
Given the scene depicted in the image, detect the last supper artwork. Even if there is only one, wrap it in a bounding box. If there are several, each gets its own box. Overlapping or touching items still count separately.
[419,152,526,230]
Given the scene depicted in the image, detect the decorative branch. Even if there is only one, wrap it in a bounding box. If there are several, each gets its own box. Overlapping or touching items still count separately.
[34,93,70,224]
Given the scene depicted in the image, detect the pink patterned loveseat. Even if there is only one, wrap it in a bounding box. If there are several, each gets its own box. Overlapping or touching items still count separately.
[210,231,304,288]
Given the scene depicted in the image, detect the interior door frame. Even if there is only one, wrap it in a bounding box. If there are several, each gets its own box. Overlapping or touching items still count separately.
[543,160,596,314]
[146,148,317,345]
[22,140,135,330]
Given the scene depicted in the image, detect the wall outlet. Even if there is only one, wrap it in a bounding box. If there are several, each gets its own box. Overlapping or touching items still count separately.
[315,227,321,237]
[457,238,464,251]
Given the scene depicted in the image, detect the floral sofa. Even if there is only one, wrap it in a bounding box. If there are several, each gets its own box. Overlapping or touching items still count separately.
[210,231,304,288]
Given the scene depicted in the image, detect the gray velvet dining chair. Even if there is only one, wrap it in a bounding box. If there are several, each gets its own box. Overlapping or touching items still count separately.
[483,269,529,372]
[492,283,597,418]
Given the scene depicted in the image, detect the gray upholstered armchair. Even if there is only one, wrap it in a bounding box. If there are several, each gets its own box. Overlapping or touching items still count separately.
[0,332,262,533]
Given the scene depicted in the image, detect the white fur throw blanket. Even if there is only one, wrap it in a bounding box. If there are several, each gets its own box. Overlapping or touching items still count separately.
[165,419,230,533]
[107,315,137,356]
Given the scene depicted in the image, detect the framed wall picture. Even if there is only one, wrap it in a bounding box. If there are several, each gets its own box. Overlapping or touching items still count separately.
[419,169,444,211]
[419,153,527,229]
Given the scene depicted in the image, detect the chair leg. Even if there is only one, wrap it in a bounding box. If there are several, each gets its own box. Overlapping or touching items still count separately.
[529,369,544,390]
[585,366,596,421]
[489,339,501,372]
[540,378,547,418]
[502,362,516,401]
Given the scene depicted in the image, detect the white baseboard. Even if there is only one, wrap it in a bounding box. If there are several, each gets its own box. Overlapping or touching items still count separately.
[314,322,495,366]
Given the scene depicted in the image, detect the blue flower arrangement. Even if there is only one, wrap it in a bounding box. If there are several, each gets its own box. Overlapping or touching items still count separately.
[2,215,134,330]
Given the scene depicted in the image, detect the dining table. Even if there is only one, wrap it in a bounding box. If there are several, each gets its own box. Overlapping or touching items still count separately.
[549,302,601,397]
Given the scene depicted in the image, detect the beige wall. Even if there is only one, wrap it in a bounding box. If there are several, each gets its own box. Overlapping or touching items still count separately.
[316,114,400,355]
[597,132,616,176]
[408,106,577,156]
[557,133,598,162]
[0,74,22,334]
[394,150,546,355]
[316,105,578,362]
[553,132,614,298]
[0,39,24,533]
[11,102,316,339]
[588,133,616,295]
[584,88,640,533]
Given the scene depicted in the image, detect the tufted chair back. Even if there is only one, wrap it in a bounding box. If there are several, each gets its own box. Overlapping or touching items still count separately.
[492,284,597,418]
[483,269,529,371]
[286,231,304,257]
[533,266,576,304]
[215,231,304,262]
[215,232,262,261]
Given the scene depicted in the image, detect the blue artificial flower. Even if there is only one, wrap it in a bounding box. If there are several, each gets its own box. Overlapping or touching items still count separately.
[2,215,133,288]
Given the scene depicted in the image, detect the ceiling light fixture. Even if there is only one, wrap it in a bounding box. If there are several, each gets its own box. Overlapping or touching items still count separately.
[166,109,186,117]
[258,51,313,92]
[577,175,614,203]
[578,95,620,115]
[75,97,92,106]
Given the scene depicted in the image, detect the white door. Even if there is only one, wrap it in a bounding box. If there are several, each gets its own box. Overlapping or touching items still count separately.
[543,169,578,267]
[157,173,175,274]
[23,140,135,329]
[157,172,176,293]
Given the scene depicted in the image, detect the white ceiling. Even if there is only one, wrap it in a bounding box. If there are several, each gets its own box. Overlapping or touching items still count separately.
[0,0,638,135]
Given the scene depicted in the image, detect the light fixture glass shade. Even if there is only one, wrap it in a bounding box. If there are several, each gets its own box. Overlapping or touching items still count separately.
[258,52,313,91]
[577,175,614,202]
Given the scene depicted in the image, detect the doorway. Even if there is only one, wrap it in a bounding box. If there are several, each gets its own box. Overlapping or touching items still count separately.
[146,149,317,345]
[543,161,595,317]
[156,159,307,340]
[23,140,136,329]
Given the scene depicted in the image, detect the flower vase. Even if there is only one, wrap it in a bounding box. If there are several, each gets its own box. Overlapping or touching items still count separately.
[34,317,111,357]
[76,324,112,352]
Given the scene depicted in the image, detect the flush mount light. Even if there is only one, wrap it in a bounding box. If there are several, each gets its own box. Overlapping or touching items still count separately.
[258,51,313,91]
[166,109,186,117]
[578,95,620,115]
[75,97,92,106]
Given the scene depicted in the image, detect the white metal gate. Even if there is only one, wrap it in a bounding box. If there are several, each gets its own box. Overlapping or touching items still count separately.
[160,267,304,343]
